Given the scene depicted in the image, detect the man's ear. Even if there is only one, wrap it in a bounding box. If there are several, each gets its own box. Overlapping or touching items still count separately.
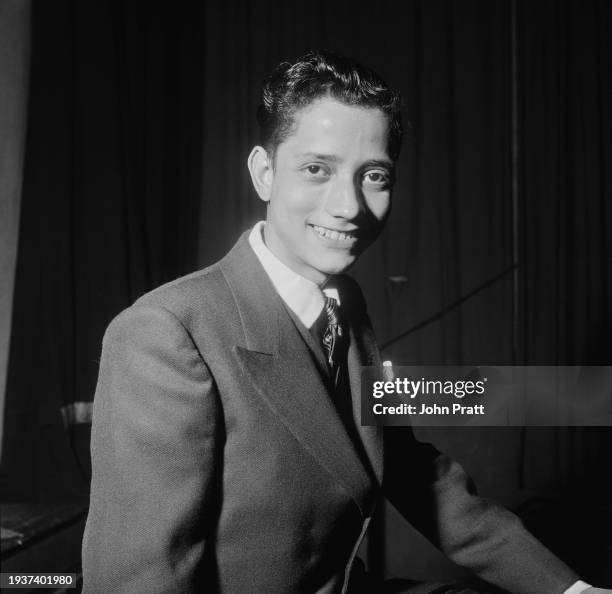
[247,146,274,202]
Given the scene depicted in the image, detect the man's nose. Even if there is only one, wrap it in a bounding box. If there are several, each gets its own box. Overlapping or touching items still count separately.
[326,177,361,220]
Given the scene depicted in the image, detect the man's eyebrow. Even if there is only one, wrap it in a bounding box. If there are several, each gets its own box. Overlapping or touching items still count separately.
[296,154,394,170]
[296,152,342,163]
[361,159,395,171]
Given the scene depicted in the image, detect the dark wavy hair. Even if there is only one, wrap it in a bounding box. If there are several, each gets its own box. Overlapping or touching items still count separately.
[257,50,403,162]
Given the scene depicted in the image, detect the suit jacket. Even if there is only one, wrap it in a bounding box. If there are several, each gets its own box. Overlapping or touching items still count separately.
[82,232,578,593]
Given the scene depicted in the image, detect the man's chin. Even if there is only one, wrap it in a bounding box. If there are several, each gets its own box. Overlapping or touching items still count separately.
[315,257,356,277]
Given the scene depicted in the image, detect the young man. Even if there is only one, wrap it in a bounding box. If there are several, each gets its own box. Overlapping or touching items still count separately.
[82,51,596,593]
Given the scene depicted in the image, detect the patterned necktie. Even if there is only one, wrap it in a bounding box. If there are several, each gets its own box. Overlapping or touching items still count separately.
[321,296,343,370]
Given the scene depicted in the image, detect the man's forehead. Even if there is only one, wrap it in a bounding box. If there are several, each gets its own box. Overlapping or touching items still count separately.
[279,98,393,162]
[291,97,389,130]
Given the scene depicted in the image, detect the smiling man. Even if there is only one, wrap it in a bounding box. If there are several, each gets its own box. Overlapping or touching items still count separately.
[248,93,393,284]
[82,51,598,593]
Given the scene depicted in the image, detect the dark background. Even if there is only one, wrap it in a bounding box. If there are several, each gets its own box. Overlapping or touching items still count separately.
[1,0,611,584]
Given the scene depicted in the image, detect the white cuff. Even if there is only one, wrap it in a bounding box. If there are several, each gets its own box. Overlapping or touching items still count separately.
[563,580,592,594]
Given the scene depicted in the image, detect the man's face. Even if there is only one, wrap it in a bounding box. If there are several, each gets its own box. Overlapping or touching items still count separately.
[261,97,394,285]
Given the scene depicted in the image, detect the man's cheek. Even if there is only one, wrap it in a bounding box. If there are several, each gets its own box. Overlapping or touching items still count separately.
[373,200,391,221]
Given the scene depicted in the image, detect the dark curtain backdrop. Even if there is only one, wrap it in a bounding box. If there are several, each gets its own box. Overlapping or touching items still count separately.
[512,2,612,579]
[518,0,612,491]
[1,0,205,500]
[2,0,610,582]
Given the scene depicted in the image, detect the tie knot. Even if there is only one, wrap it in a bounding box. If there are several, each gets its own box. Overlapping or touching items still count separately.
[319,296,344,372]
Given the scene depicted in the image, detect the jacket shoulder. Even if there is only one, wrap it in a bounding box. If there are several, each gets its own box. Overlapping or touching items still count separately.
[137,263,228,312]
[105,262,233,341]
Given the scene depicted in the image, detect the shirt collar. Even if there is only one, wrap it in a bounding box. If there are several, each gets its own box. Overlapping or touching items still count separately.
[248,221,339,329]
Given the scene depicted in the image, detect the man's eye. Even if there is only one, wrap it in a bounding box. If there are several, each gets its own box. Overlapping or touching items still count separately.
[363,170,390,186]
[305,164,326,176]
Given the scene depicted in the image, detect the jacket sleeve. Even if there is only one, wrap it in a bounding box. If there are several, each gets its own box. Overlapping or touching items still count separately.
[383,427,579,594]
[82,305,223,593]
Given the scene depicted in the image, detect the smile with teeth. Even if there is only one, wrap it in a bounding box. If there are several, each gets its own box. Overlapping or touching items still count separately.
[311,224,357,242]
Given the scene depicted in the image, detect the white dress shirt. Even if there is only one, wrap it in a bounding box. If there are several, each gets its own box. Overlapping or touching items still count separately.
[248,221,339,329]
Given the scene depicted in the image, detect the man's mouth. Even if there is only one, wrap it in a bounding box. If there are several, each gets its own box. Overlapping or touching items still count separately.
[310,224,358,242]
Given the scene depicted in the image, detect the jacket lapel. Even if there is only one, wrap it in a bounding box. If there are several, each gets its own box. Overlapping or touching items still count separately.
[285,306,329,379]
[288,285,384,487]
[347,320,384,485]
[220,233,376,516]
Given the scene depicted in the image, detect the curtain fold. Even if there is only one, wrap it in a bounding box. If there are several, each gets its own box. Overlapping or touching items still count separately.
[517,0,612,499]
[1,0,205,501]
[0,0,31,461]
